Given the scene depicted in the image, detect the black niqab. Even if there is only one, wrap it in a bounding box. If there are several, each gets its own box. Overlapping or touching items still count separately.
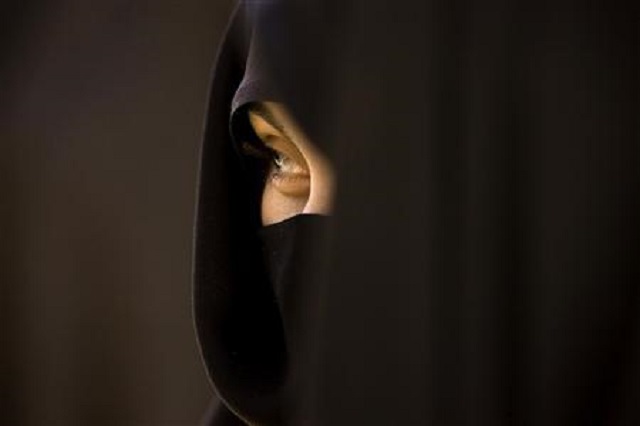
[194,2,328,424]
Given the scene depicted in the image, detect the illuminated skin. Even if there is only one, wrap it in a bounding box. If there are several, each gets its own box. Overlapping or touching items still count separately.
[246,102,335,225]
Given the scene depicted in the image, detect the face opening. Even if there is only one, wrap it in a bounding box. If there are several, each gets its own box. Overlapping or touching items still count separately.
[240,101,335,225]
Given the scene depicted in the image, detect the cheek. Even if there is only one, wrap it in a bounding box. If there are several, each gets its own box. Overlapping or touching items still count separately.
[303,157,336,216]
[261,184,308,225]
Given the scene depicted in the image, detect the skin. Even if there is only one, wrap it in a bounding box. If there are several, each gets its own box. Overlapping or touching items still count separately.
[247,102,335,225]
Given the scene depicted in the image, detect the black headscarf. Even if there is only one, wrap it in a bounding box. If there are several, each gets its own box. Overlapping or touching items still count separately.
[195,0,639,424]
[194,1,329,424]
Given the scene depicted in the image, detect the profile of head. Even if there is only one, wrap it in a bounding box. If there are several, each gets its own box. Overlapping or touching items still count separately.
[194,1,337,423]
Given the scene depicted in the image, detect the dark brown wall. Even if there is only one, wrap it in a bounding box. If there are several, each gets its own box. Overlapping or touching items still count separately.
[1,0,233,424]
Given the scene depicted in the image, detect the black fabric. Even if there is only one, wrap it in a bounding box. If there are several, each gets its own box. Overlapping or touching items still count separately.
[229,0,285,115]
[194,2,325,424]
[195,0,639,424]
[194,3,286,424]
[258,215,327,312]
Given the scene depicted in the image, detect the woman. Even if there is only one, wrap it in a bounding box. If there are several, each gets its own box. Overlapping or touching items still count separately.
[194,1,336,423]
[194,0,640,424]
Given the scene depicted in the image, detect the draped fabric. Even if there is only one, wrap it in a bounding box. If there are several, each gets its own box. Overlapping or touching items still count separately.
[195,0,639,424]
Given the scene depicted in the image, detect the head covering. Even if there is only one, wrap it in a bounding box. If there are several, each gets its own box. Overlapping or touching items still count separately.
[194,1,328,424]
[195,0,640,424]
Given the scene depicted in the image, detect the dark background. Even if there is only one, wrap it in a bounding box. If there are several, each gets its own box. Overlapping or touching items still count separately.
[1,0,233,424]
